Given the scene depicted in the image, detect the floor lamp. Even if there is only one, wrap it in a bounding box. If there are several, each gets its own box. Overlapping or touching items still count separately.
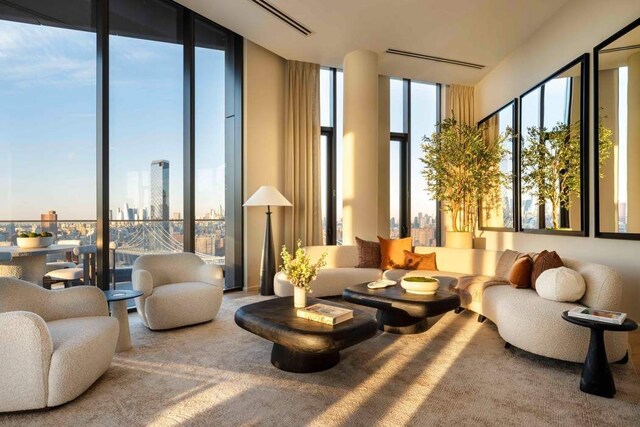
[244,186,292,295]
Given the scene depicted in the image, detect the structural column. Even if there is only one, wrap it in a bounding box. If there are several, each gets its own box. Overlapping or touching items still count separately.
[627,52,640,232]
[342,50,379,244]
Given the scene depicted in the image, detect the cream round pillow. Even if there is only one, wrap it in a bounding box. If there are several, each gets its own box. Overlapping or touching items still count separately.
[535,267,586,302]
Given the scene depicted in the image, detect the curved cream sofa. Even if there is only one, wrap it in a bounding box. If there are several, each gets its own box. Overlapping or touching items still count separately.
[274,245,629,363]
[132,253,224,330]
[0,278,119,412]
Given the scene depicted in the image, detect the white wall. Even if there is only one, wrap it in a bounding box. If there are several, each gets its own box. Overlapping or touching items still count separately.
[243,40,286,291]
[474,0,640,319]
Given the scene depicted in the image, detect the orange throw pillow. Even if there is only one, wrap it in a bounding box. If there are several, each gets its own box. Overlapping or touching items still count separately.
[378,236,412,269]
[531,250,564,289]
[509,255,533,288]
[404,250,438,270]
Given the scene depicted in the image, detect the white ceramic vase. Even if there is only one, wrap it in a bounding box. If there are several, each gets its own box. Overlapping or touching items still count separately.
[294,287,307,308]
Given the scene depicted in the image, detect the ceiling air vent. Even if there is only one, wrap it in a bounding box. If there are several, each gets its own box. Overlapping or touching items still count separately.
[601,44,640,54]
[250,0,312,36]
[386,49,485,70]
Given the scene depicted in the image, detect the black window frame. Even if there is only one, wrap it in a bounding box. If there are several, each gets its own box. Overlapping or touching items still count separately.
[390,78,442,246]
[477,98,519,232]
[517,53,589,237]
[320,67,338,245]
[92,0,244,290]
[594,17,640,241]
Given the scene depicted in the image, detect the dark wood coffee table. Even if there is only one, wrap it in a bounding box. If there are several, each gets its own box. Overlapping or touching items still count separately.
[561,311,638,398]
[343,276,460,334]
[235,297,377,373]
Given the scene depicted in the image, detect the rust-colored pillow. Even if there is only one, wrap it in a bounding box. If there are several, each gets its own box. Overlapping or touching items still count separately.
[355,237,381,268]
[378,236,412,270]
[531,250,564,289]
[509,255,533,288]
[404,250,438,270]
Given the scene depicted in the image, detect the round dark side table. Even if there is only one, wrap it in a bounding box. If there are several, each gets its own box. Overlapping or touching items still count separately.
[104,290,143,352]
[561,311,638,398]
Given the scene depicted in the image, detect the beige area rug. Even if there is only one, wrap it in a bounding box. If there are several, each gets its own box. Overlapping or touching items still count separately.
[2,293,639,426]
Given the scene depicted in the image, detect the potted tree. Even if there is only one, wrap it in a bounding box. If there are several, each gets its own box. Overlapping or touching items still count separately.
[421,116,510,248]
[521,120,612,230]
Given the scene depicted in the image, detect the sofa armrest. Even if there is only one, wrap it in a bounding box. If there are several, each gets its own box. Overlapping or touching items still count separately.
[197,264,224,288]
[132,269,154,297]
[44,286,109,321]
[0,311,53,412]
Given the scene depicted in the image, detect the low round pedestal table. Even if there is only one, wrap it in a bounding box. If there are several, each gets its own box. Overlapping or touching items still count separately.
[104,290,143,353]
[561,311,638,398]
[343,277,460,335]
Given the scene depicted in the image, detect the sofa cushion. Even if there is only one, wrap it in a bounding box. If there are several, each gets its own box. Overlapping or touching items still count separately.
[378,236,412,269]
[355,237,381,268]
[145,282,220,330]
[535,267,586,302]
[275,268,382,298]
[531,250,564,289]
[509,255,533,289]
[47,316,118,407]
[404,250,437,270]
[495,249,522,280]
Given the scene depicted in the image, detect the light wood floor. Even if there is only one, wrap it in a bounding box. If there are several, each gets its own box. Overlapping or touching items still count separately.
[630,330,640,376]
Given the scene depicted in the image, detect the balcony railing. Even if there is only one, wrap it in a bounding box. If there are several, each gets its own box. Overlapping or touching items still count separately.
[0,219,225,268]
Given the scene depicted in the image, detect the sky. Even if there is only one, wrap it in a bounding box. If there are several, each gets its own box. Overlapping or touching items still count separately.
[1,18,628,224]
[0,19,226,221]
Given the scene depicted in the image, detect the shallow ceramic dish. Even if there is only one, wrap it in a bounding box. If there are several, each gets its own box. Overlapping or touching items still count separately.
[400,276,440,295]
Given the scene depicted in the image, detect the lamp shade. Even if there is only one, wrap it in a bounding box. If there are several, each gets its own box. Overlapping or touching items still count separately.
[243,186,292,207]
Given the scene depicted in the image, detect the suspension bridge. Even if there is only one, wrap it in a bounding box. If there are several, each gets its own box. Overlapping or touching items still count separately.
[114,222,224,265]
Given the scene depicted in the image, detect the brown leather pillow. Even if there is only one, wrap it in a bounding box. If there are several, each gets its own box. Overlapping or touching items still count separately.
[404,250,438,270]
[355,237,381,268]
[378,236,412,270]
[531,250,564,289]
[509,255,533,288]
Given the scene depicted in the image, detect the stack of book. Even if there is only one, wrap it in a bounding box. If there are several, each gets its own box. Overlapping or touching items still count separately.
[297,303,354,325]
[568,306,627,325]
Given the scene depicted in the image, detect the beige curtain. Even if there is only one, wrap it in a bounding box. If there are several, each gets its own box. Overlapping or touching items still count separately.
[284,61,322,249]
[446,84,475,125]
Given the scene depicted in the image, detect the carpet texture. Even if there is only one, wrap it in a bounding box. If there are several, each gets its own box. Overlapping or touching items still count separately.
[1,293,639,426]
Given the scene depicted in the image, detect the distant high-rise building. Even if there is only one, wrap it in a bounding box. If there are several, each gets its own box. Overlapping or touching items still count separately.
[150,160,170,221]
[41,210,58,236]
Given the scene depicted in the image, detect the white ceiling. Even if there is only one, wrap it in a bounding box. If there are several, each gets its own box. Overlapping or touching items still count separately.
[176,0,569,86]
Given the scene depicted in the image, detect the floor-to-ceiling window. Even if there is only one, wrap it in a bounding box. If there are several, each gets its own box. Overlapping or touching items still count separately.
[389,77,440,246]
[409,81,438,246]
[320,67,343,244]
[0,0,97,246]
[109,0,184,268]
[0,0,243,290]
[194,18,227,267]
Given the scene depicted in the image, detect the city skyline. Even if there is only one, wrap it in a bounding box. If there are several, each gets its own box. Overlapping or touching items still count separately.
[0,20,227,221]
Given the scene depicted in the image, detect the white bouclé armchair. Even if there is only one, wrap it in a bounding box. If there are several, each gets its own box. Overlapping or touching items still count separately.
[0,278,119,412]
[131,253,224,330]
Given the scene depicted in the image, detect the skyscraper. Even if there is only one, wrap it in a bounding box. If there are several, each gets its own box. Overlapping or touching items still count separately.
[150,160,170,221]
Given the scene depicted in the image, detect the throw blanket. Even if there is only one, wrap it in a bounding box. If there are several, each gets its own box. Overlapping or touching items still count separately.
[455,275,510,291]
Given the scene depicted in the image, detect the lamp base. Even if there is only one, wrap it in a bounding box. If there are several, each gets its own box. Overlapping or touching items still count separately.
[259,207,275,296]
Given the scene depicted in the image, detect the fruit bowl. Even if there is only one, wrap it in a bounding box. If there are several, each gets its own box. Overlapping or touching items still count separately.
[17,234,55,248]
[400,276,440,295]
